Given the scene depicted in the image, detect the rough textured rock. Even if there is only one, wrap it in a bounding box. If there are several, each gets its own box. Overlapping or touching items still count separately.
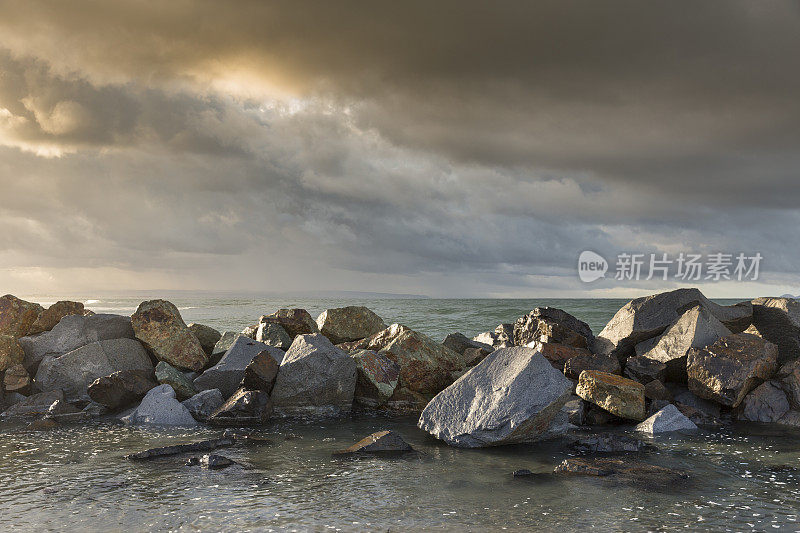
[87,369,157,409]
[0,334,24,372]
[1,389,64,418]
[687,333,778,407]
[241,350,281,393]
[181,389,225,422]
[0,295,43,338]
[155,361,197,400]
[442,332,493,359]
[271,334,357,417]
[737,381,790,422]
[751,297,800,364]
[255,322,292,349]
[351,349,400,407]
[207,388,272,426]
[514,307,594,349]
[532,341,593,372]
[418,346,572,447]
[594,288,752,361]
[778,360,800,409]
[194,336,283,398]
[131,299,208,372]
[121,384,198,426]
[640,305,732,382]
[462,347,489,367]
[624,356,667,384]
[240,324,259,339]
[18,313,135,373]
[576,370,646,421]
[187,323,222,356]
[563,353,621,380]
[259,308,319,338]
[127,436,235,460]
[333,430,414,455]
[554,458,690,487]
[316,306,387,345]
[28,301,84,335]
[35,338,153,400]
[3,364,30,394]
[636,404,697,434]
[644,379,673,401]
[473,323,514,350]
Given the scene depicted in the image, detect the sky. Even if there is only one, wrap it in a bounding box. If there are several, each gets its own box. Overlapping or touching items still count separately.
[0,0,799,298]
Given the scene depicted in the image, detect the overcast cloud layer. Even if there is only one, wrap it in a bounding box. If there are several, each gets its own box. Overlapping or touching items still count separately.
[0,0,799,297]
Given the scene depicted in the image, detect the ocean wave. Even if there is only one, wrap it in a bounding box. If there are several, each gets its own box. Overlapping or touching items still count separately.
[84,299,101,304]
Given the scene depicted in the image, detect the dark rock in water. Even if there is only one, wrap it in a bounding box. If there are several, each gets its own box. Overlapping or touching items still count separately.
[418,346,572,447]
[687,333,777,407]
[255,323,292,350]
[647,399,672,417]
[181,389,225,422]
[195,336,282,398]
[554,457,690,487]
[644,380,672,402]
[512,469,534,477]
[46,399,85,422]
[352,349,400,407]
[576,370,646,421]
[240,350,281,394]
[563,353,620,380]
[208,389,272,426]
[185,457,200,466]
[3,363,31,394]
[624,356,667,384]
[333,430,414,456]
[0,295,43,338]
[28,301,84,335]
[737,381,790,423]
[1,389,65,418]
[187,323,222,356]
[514,307,594,349]
[259,308,319,339]
[316,306,387,345]
[155,361,198,400]
[131,299,208,372]
[201,454,235,469]
[567,433,651,454]
[671,386,721,419]
[88,369,157,410]
[127,436,236,460]
[751,297,800,364]
[636,404,697,434]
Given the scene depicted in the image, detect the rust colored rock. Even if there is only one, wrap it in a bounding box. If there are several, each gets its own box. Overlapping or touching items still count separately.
[241,349,280,394]
[576,370,646,421]
[352,349,400,407]
[28,301,84,335]
[533,341,593,372]
[259,308,318,338]
[0,334,24,372]
[131,299,208,372]
[0,295,43,338]
[3,363,30,393]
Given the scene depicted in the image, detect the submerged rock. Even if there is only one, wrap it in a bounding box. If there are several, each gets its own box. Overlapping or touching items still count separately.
[418,346,572,447]
[187,323,222,356]
[333,430,415,455]
[554,457,690,487]
[0,294,43,338]
[316,306,387,345]
[567,433,650,453]
[194,336,282,398]
[0,336,25,372]
[636,404,697,434]
[182,389,225,422]
[155,361,198,400]
[271,334,357,417]
[352,349,400,407]
[259,309,319,339]
[255,323,292,350]
[87,369,157,410]
[1,390,65,418]
[687,333,777,407]
[737,381,790,423]
[126,436,235,460]
[131,299,208,372]
[121,384,198,426]
[208,388,272,426]
[751,297,800,364]
[514,307,594,349]
[240,350,281,394]
[200,454,235,469]
[28,301,84,335]
[576,370,646,421]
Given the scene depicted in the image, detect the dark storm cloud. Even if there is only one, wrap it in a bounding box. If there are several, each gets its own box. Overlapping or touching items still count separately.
[0,0,798,295]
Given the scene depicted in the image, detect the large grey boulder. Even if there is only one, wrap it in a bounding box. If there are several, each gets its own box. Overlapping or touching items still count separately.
[18,313,135,373]
[194,336,284,398]
[35,338,153,401]
[182,389,225,422]
[513,307,594,349]
[737,381,791,423]
[636,404,697,434]
[121,384,198,426]
[255,323,292,350]
[316,306,387,345]
[270,334,357,417]
[594,288,752,361]
[638,305,732,382]
[417,346,572,447]
[751,297,800,364]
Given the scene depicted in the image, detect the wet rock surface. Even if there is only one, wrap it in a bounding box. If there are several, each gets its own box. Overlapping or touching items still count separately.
[333,430,415,456]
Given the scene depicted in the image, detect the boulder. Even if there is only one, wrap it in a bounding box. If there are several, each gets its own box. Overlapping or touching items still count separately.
[737,381,790,423]
[181,389,225,422]
[28,301,84,335]
[255,323,292,350]
[473,323,513,350]
[3,364,30,394]
[383,386,430,414]
[212,332,240,356]
[442,333,493,359]
[27,418,59,430]
[351,349,400,407]
[462,347,490,366]
[533,342,593,372]
[241,350,281,393]
[194,336,283,398]
[639,305,732,382]
[333,430,415,455]
[562,396,585,425]
[0,295,43,338]
[87,369,157,410]
[0,334,24,372]
[207,388,272,426]
[35,338,153,401]
[644,379,672,401]
[271,334,357,417]
[671,386,721,419]
[576,370,646,421]
[187,323,222,356]
[751,297,800,364]
[1,389,64,418]
[513,307,594,349]
[567,433,650,453]
[259,308,319,338]
[594,288,752,361]
[778,360,800,409]
[687,333,777,407]
[417,346,573,447]
[563,353,621,380]
[624,356,667,384]
[241,324,259,339]
[199,454,235,469]
[18,313,135,373]
[154,361,197,400]
[131,299,208,372]
[121,384,198,426]
[316,306,387,345]
[636,404,697,434]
